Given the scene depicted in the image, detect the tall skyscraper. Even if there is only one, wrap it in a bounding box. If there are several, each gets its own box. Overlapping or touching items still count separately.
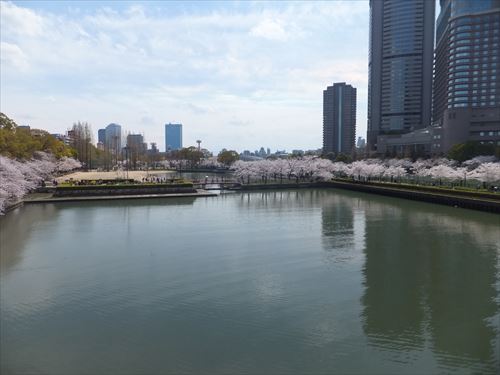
[367,0,435,151]
[105,123,122,154]
[323,82,357,155]
[433,0,500,151]
[97,128,106,144]
[165,123,182,151]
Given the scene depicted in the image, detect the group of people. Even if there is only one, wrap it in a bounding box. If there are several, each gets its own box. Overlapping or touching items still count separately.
[141,177,175,183]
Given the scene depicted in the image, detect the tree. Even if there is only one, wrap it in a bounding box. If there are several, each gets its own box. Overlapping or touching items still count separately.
[334,153,352,163]
[177,147,204,169]
[0,112,74,159]
[70,122,94,169]
[217,149,239,167]
[448,141,498,162]
[0,152,81,214]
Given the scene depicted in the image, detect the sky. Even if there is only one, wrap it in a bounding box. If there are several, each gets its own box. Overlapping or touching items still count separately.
[1,0,370,153]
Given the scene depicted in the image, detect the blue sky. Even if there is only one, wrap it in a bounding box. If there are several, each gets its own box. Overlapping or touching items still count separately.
[1,0,370,152]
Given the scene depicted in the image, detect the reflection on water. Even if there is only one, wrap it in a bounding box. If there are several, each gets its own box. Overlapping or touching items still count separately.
[319,191,500,373]
[1,189,499,374]
[0,204,60,273]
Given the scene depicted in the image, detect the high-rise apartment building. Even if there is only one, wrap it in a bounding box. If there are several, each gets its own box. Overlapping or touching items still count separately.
[367,0,435,151]
[323,82,357,155]
[165,123,182,151]
[433,0,500,151]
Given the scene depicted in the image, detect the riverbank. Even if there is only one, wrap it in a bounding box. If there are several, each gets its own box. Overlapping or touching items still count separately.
[239,180,500,213]
[4,179,499,214]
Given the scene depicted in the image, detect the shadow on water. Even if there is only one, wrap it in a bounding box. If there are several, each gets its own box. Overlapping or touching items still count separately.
[319,188,500,372]
[0,205,61,273]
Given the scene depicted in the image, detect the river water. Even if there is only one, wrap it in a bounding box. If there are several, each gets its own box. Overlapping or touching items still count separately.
[1,189,499,374]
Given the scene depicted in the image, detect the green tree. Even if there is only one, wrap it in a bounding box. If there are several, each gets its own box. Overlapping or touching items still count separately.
[0,112,74,159]
[334,153,352,163]
[217,149,239,166]
[448,141,498,162]
[178,147,204,168]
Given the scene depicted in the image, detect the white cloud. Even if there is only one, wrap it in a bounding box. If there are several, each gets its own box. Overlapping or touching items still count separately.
[250,18,289,41]
[0,1,45,37]
[0,42,29,70]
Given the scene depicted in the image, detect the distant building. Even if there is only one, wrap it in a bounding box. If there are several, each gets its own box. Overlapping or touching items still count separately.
[51,133,71,145]
[105,123,122,154]
[367,0,435,151]
[125,133,147,169]
[126,134,147,154]
[323,82,357,155]
[66,129,75,145]
[165,123,182,151]
[149,142,159,154]
[98,129,106,144]
[377,127,443,157]
[433,0,500,152]
[356,137,366,149]
[18,125,30,131]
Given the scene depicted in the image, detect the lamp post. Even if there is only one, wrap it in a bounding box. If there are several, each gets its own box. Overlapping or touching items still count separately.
[124,146,129,180]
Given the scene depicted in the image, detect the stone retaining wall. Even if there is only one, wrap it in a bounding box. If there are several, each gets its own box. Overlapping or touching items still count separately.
[54,185,196,197]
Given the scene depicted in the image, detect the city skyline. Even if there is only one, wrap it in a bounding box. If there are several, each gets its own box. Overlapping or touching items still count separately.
[1,1,369,152]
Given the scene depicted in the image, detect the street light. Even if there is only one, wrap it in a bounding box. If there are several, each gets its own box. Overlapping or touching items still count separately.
[124,146,129,180]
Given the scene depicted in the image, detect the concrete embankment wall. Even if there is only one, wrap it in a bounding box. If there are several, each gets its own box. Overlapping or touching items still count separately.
[54,185,196,197]
[240,181,500,213]
[4,200,24,213]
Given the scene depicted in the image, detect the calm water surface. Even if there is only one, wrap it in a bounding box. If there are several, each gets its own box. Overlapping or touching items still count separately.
[1,189,499,374]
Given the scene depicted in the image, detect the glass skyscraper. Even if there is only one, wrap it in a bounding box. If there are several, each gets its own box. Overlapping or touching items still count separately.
[433,0,500,151]
[165,123,183,151]
[367,0,435,151]
[97,128,106,144]
[104,123,122,154]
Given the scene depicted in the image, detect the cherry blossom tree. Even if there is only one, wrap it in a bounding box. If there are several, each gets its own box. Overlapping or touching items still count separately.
[0,152,81,214]
[231,156,499,188]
